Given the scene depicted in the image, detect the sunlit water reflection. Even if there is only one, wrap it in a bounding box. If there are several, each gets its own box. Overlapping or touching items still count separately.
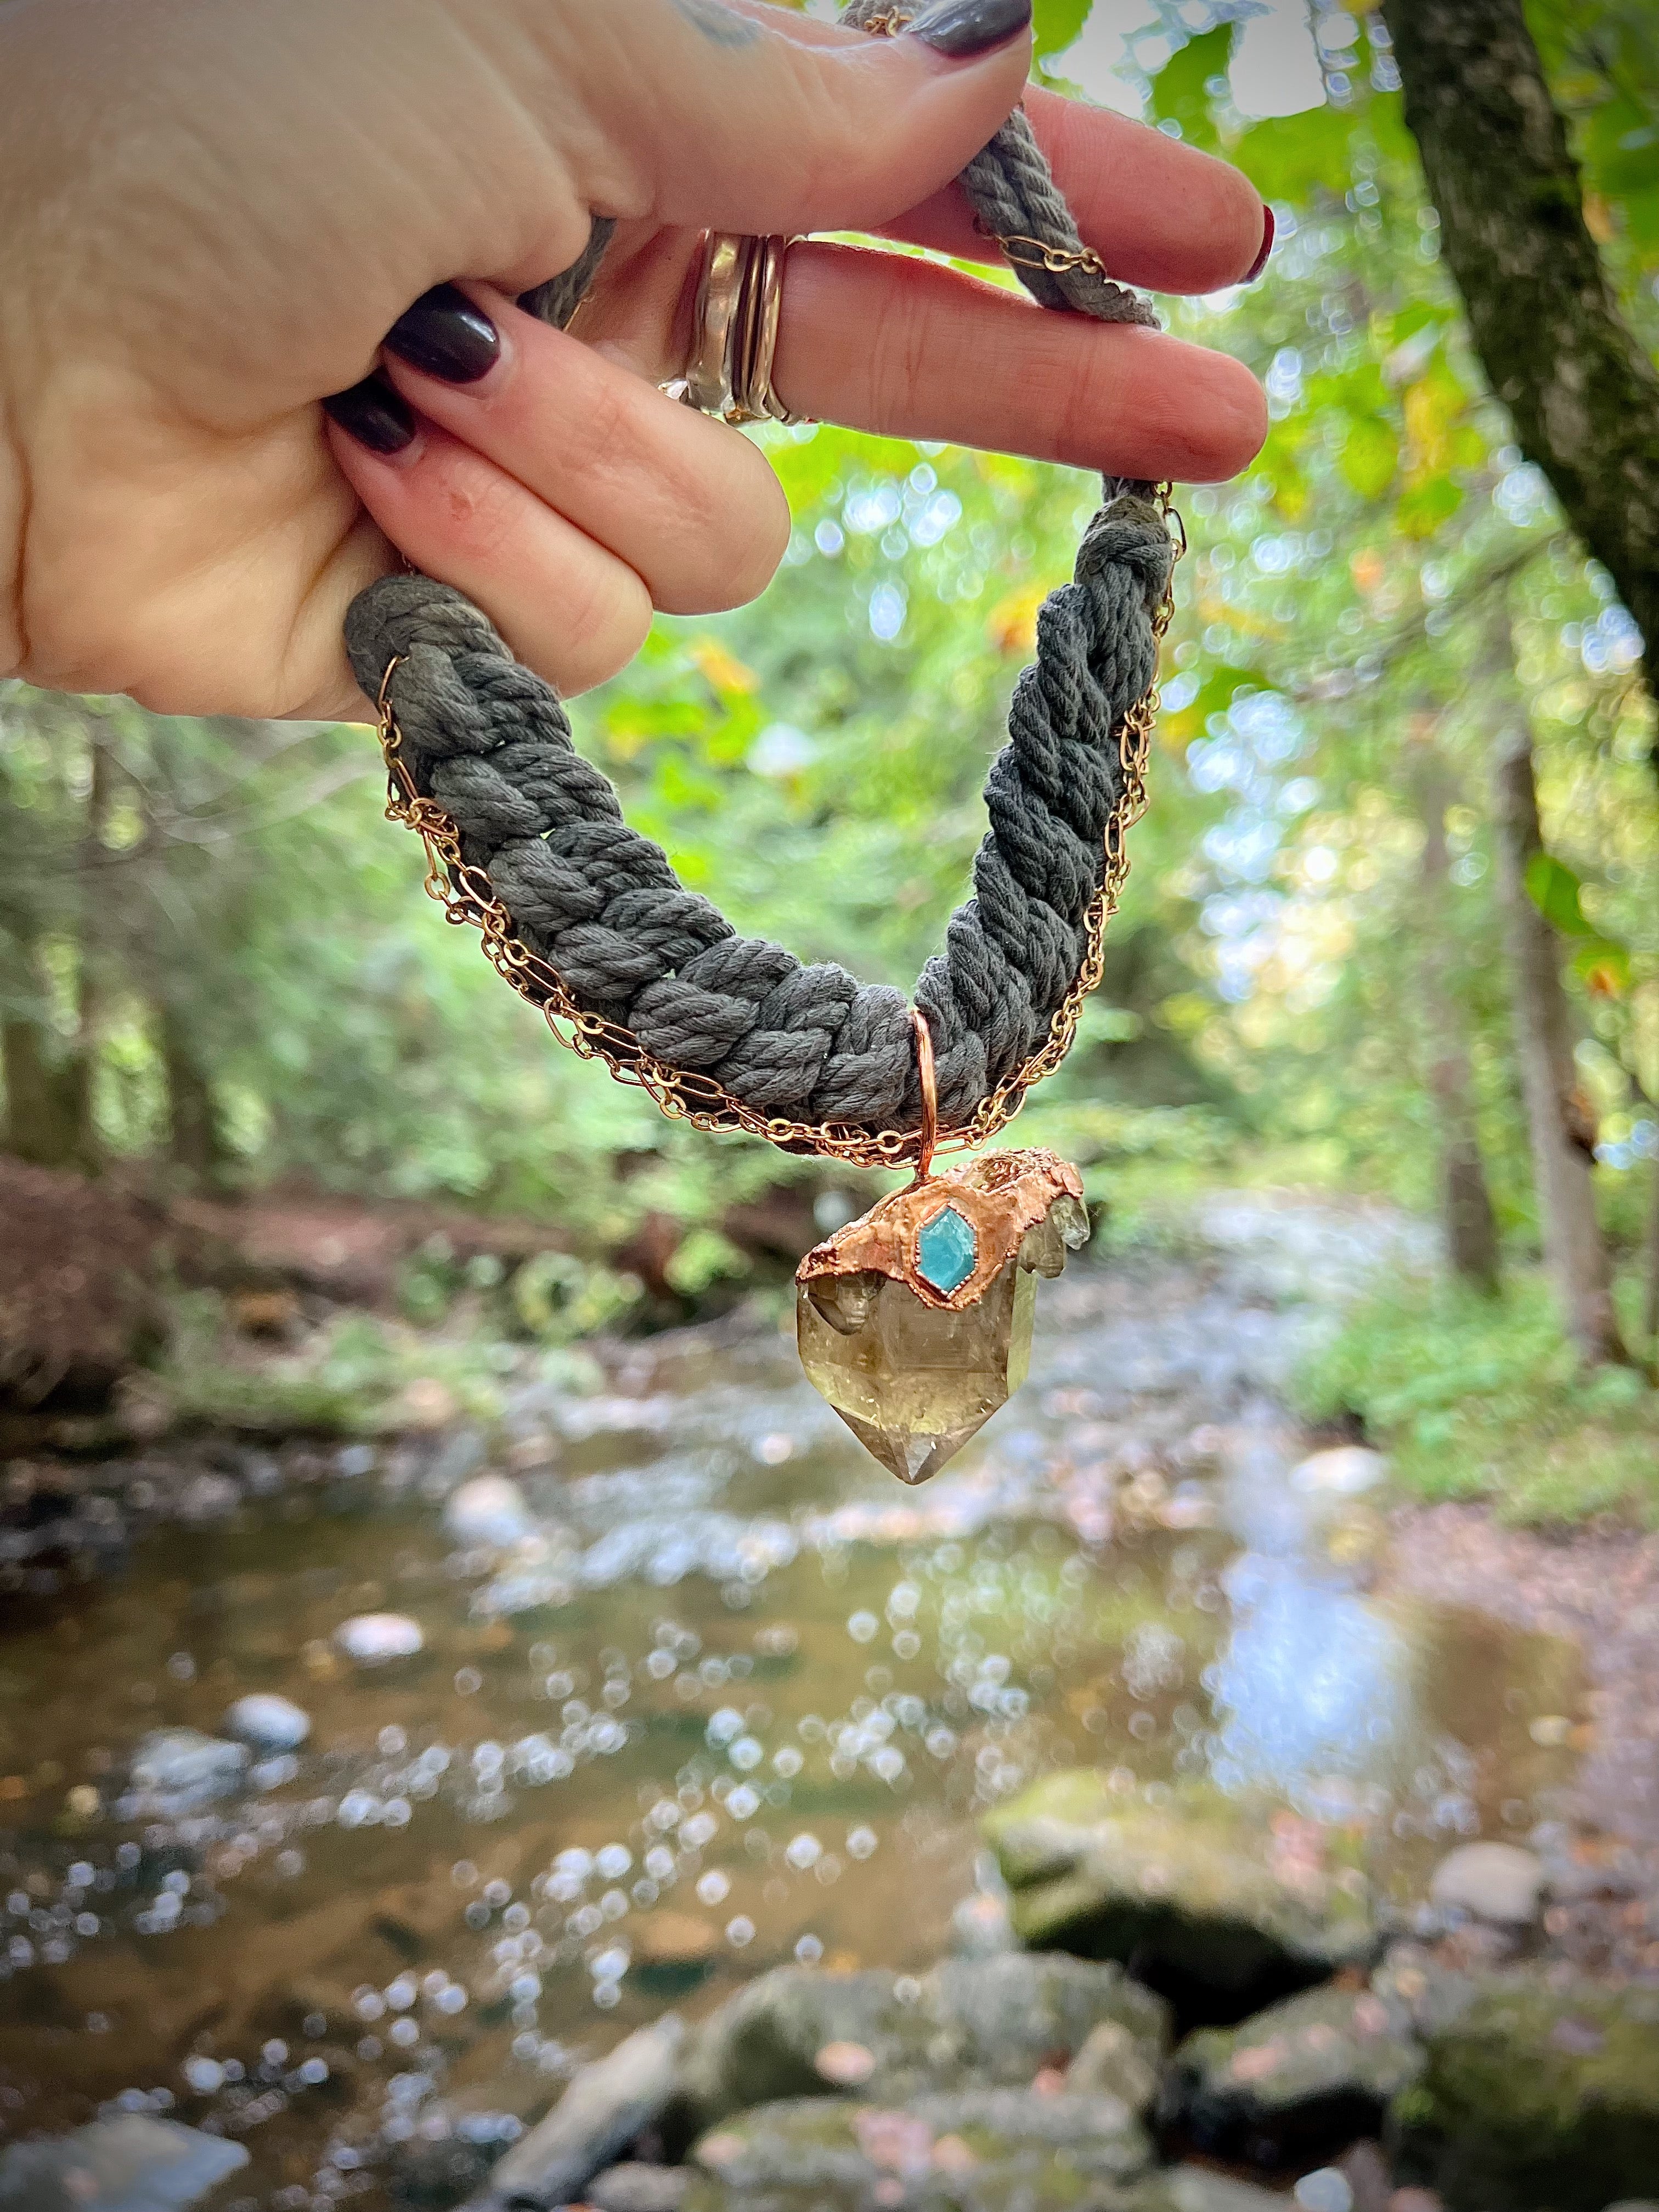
[0,1206,1582,2207]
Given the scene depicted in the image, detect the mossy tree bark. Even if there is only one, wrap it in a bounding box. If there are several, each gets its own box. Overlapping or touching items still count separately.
[1383,0,1659,687]
[1410,727,1500,1293]
[1489,636,1627,1364]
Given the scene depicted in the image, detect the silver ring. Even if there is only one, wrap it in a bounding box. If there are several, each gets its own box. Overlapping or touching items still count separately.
[679,231,805,426]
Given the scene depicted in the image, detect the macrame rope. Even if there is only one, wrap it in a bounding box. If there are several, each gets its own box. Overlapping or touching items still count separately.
[343,12,1176,1138]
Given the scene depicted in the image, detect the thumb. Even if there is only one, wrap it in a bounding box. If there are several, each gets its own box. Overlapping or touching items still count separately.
[570,0,1034,239]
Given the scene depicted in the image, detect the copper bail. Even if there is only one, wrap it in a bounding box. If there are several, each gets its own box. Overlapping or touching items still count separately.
[910,1008,938,1183]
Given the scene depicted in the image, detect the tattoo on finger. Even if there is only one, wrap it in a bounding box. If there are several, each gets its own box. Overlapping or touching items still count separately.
[670,0,760,44]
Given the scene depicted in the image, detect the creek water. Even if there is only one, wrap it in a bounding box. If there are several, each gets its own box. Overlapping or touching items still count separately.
[0,1202,1586,2207]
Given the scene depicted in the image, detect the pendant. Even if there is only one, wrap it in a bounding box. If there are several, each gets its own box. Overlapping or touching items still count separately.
[795,1148,1089,1483]
[793,1007,1086,1485]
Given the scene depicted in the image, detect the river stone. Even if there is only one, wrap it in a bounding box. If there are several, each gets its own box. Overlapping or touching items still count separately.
[1428,1842,1544,1927]
[443,1473,534,1546]
[1165,1982,1423,2169]
[128,1728,247,1811]
[983,1774,1376,2019]
[586,2165,690,2212]
[679,1954,1169,2125]
[1386,1968,1659,2210]
[224,1692,311,1753]
[461,2016,685,2212]
[0,2115,249,2211]
[1291,1447,1389,1498]
[334,1611,424,1661]
[685,2085,1150,2210]
[1068,2017,1161,2116]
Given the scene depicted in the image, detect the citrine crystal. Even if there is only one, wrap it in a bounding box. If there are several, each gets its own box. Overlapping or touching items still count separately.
[795,1157,1090,1485]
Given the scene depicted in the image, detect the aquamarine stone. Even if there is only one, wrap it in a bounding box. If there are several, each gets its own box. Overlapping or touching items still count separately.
[915,1204,978,1296]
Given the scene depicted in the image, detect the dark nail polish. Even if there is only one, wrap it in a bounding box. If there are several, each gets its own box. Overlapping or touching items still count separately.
[905,0,1031,59]
[384,283,501,383]
[323,374,416,454]
[1245,205,1275,284]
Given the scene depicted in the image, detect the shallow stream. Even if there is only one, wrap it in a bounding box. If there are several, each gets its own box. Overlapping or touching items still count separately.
[0,1202,1589,2207]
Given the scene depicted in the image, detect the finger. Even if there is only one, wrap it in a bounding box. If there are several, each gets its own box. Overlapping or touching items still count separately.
[324,392,654,697]
[377,286,789,617]
[712,7,1268,292]
[774,242,1266,482]
[883,87,1271,295]
[561,0,1036,246]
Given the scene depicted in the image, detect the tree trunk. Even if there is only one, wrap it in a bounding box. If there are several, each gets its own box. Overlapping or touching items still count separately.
[1411,738,1500,1291]
[1383,0,1659,687]
[1490,706,1626,1364]
[1,1012,83,1168]
[159,1002,225,1182]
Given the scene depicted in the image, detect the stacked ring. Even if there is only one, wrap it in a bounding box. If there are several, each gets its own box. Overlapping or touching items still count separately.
[680,230,803,426]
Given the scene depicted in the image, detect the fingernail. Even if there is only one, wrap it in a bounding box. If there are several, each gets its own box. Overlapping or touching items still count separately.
[905,0,1031,59]
[383,282,501,384]
[323,374,416,454]
[1245,205,1275,284]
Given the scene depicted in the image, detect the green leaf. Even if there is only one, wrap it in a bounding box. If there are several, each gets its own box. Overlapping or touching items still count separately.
[1337,416,1398,501]
[1149,24,1232,155]
[1032,0,1091,65]
[1234,104,1358,201]
[1396,474,1464,539]
[1526,851,1593,936]
[1571,940,1633,996]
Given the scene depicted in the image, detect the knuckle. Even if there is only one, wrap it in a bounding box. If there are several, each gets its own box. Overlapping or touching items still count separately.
[555,563,653,695]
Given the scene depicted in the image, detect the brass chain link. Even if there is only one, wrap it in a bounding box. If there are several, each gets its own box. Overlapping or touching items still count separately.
[374,492,1182,1171]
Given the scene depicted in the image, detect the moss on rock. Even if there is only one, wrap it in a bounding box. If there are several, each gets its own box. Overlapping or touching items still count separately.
[1387,1968,1659,2210]
[678,1954,1169,2129]
[1165,1980,1423,2169]
[982,1775,1376,2021]
[684,2084,1151,2211]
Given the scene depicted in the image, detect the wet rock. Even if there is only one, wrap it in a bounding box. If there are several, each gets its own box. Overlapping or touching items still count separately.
[1428,1843,1543,1927]
[443,1473,534,1547]
[1165,1982,1423,2169]
[924,1951,1168,2095]
[1068,2017,1160,2115]
[334,1611,424,1661]
[127,1728,247,1812]
[223,1692,311,1753]
[1293,1447,1389,1499]
[685,2084,1150,2209]
[678,1967,930,2121]
[983,1774,1376,2021]
[679,1954,1169,2126]
[1371,1946,1479,2038]
[1386,1969,1659,2210]
[0,2114,249,2211]
[950,1889,1014,1957]
[1334,2140,1393,2212]
[461,2016,684,2211]
[176,1471,240,1522]
[1150,2180,1286,2212]
[586,2165,690,2212]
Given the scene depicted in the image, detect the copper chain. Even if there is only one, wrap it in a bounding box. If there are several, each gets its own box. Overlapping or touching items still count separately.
[374,492,1182,1171]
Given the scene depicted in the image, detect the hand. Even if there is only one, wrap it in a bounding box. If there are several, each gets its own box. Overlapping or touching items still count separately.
[0,0,1269,722]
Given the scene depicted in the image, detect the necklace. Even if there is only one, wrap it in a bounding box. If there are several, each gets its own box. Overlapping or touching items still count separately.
[346,42,1181,1485]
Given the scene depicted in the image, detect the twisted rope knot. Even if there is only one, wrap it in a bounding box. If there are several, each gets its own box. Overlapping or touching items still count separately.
[341,14,1175,1139]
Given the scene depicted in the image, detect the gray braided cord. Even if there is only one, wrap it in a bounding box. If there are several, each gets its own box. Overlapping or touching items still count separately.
[344,29,1174,1138]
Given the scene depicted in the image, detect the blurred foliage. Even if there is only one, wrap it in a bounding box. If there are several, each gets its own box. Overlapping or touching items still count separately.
[5,2,1659,1504]
[159,1292,601,1437]
[1295,1267,1659,1524]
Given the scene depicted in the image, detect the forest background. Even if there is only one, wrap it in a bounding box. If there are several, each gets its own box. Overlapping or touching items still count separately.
[4,0,1658,1522]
